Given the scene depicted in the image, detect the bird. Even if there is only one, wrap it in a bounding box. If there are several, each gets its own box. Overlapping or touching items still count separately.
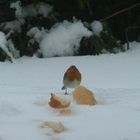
[61,65,81,94]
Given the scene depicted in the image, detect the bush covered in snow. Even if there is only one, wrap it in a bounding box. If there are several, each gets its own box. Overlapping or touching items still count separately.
[0,0,135,61]
[0,1,56,58]
[40,21,92,57]
[0,18,124,60]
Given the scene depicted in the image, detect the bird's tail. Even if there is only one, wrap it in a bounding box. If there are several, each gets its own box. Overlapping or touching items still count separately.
[61,86,65,90]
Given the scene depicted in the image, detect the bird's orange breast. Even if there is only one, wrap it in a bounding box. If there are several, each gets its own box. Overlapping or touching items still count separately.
[67,69,81,81]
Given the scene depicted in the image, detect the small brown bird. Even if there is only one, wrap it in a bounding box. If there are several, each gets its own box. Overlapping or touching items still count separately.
[62,65,81,94]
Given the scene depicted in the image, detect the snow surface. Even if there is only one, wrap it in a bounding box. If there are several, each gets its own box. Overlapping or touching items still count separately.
[0,42,140,140]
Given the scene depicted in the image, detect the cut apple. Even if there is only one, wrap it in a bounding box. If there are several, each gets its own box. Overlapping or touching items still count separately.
[49,93,70,108]
[72,85,97,105]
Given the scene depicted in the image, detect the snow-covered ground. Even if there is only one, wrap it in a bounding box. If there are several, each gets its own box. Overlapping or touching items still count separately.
[0,42,140,140]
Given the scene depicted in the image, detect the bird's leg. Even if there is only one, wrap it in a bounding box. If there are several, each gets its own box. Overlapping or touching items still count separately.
[65,89,68,95]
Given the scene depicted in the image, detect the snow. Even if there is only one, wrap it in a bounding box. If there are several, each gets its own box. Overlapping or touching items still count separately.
[10,1,22,19]
[2,2,52,32]
[10,2,53,18]
[22,2,53,18]
[0,42,140,140]
[27,27,47,44]
[0,32,14,61]
[0,32,7,47]
[7,39,20,58]
[0,19,25,32]
[91,20,103,36]
[40,21,92,57]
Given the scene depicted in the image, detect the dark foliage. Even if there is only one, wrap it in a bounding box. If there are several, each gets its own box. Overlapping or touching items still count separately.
[79,36,104,55]
[54,0,140,42]
[0,48,7,61]
[79,30,123,55]
[0,1,15,22]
